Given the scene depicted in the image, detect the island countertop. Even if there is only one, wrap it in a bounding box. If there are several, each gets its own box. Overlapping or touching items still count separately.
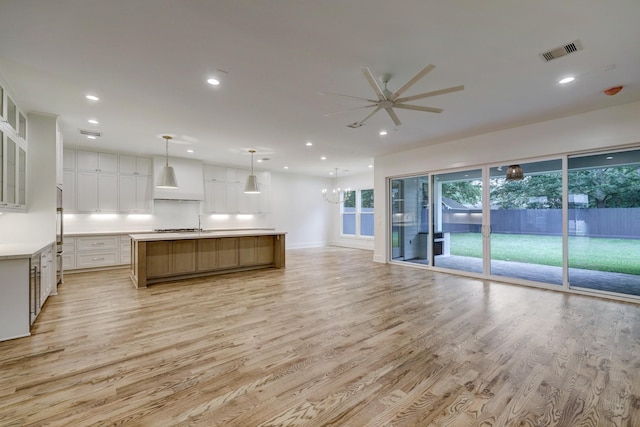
[130,229,286,242]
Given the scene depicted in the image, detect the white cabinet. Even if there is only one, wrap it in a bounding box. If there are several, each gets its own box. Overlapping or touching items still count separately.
[76,171,118,213]
[119,155,152,175]
[62,237,76,270]
[62,170,76,212]
[40,246,55,305]
[0,84,28,212]
[203,165,226,182]
[63,148,76,170]
[119,174,152,213]
[204,181,227,213]
[118,155,152,213]
[75,235,119,269]
[76,150,118,173]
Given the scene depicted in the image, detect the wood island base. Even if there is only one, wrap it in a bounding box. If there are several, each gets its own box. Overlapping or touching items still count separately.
[130,231,285,288]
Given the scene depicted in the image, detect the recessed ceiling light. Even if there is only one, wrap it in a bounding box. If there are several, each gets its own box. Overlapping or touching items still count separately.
[306,142,313,146]
[321,156,327,160]
[187,149,194,153]
[283,166,289,169]
[559,76,575,84]
[207,77,220,86]
[379,130,387,136]
[88,119,99,124]
[368,165,373,168]
[85,94,99,101]
[87,135,97,140]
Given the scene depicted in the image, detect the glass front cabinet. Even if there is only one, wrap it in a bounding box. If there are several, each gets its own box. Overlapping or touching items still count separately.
[0,82,28,211]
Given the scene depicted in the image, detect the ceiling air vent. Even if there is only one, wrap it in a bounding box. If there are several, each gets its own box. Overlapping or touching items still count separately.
[539,40,583,62]
[79,129,102,138]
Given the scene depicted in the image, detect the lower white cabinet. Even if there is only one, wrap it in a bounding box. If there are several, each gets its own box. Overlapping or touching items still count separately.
[65,234,132,271]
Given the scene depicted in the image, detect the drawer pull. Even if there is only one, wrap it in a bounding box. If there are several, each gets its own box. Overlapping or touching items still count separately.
[91,257,105,261]
[92,242,105,246]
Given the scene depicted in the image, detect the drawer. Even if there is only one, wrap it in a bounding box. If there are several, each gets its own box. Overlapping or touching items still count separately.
[62,253,76,270]
[76,251,119,269]
[120,252,131,264]
[62,243,76,253]
[77,236,119,251]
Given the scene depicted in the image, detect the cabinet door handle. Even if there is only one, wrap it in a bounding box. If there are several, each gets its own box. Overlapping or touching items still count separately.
[92,242,105,246]
[92,257,105,261]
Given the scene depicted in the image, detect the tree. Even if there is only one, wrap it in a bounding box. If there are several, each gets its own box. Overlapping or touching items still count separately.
[442,181,482,206]
[491,174,562,209]
[568,167,640,208]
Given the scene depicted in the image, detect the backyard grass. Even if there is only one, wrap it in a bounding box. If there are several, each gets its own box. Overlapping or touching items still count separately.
[450,232,640,275]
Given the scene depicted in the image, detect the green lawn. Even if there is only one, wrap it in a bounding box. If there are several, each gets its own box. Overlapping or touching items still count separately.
[449,232,640,275]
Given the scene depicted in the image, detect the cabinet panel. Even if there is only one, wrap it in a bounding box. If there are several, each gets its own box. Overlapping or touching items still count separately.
[76,251,119,269]
[76,150,99,171]
[98,174,118,212]
[217,238,239,268]
[119,156,151,175]
[77,236,118,251]
[76,171,98,212]
[173,240,197,274]
[256,236,275,264]
[238,237,257,266]
[203,165,226,181]
[135,175,152,212]
[146,241,172,278]
[197,239,218,271]
[62,170,76,211]
[119,174,151,213]
[204,181,226,213]
[63,148,76,170]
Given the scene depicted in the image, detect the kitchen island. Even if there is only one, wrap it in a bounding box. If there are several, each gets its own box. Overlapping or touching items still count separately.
[129,230,286,288]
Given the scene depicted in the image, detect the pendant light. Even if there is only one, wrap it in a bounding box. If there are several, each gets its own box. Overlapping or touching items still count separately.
[157,135,178,188]
[322,168,350,204]
[506,164,524,181]
[244,150,260,194]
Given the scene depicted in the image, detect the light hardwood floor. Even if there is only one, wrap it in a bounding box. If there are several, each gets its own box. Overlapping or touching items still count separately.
[2,247,640,426]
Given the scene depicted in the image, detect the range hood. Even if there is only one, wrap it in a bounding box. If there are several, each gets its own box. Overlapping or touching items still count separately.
[153,156,204,201]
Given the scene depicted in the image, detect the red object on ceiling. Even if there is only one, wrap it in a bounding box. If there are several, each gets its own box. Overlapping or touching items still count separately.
[604,86,623,96]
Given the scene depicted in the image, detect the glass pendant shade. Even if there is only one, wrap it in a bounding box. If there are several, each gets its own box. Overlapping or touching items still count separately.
[244,149,261,194]
[506,164,524,181]
[157,135,178,188]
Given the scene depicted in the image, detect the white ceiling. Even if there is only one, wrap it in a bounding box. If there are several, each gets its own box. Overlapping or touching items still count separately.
[1,0,639,177]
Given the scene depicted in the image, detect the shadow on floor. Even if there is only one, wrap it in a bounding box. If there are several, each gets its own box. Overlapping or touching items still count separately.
[400,255,640,297]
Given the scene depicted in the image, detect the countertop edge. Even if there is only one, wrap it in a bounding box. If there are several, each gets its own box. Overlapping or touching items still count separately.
[0,240,56,260]
[130,230,287,241]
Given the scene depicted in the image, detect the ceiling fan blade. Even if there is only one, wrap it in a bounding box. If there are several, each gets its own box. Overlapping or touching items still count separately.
[349,105,382,128]
[394,104,443,113]
[395,85,465,103]
[318,91,378,103]
[362,67,387,101]
[323,104,377,117]
[385,107,402,126]
[389,64,436,101]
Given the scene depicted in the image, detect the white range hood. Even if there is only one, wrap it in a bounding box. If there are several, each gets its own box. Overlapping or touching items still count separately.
[152,156,204,201]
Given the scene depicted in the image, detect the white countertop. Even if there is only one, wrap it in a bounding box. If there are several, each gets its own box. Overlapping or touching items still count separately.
[130,229,286,241]
[0,240,56,260]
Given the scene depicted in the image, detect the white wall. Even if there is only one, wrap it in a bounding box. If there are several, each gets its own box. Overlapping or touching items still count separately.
[373,101,640,263]
[0,113,58,243]
[269,171,333,249]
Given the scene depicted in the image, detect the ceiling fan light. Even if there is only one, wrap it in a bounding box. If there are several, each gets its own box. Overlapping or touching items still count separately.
[506,164,524,181]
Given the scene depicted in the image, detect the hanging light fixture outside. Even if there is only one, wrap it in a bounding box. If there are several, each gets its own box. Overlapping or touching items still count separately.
[322,168,350,204]
[506,164,524,181]
[157,135,178,188]
[244,150,260,194]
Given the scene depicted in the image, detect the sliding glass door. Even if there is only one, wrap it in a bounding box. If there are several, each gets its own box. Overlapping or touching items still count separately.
[488,159,563,285]
[432,169,483,274]
[390,175,429,264]
[567,149,640,297]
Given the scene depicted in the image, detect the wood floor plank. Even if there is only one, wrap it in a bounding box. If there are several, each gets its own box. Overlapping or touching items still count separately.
[1,246,640,425]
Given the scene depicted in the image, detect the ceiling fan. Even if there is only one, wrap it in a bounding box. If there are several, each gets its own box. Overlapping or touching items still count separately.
[321,64,464,128]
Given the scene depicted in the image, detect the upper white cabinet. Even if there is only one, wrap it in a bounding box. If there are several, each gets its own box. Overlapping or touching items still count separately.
[119,155,152,176]
[64,148,153,214]
[202,164,271,214]
[76,150,118,173]
[0,82,28,212]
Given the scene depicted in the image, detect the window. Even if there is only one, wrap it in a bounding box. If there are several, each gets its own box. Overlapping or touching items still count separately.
[342,189,374,237]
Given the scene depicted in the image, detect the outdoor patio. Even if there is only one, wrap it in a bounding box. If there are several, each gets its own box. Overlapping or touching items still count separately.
[405,255,640,297]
